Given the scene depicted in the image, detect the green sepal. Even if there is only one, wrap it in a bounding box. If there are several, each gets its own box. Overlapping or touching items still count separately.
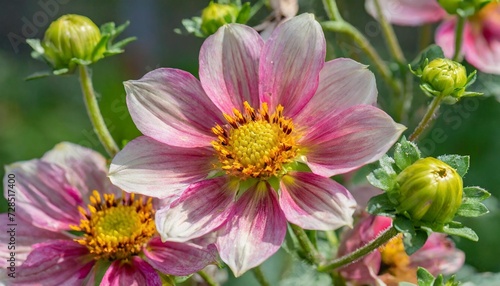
[98,21,136,57]
[175,17,204,37]
[442,222,478,241]
[53,68,69,75]
[436,154,469,177]
[173,274,193,284]
[236,2,251,23]
[394,136,421,170]
[417,267,435,286]
[463,186,491,202]
[367,193,396,215]
[456,201,489,217]
[25,71,53,81]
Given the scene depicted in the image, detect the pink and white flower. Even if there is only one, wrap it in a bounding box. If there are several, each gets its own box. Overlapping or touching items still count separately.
[109,13,405,276]
[1,142,215,285]
[337,215,465,286]
[365,0,500,74]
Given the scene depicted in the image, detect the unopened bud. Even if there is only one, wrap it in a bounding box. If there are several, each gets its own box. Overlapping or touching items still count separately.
[396,157,463,224]
[201,2,240,35]
[42,14,103,69]
[421,58,467,97]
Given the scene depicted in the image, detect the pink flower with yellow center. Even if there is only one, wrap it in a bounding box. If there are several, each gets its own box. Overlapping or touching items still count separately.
[1,143,215,285]
[337,215,465,286]
[109,13,405,276]
[365,0,500,74]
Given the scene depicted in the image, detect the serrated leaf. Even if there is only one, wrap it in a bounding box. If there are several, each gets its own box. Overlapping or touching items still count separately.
[456,201,489,217]
[404,229,427,255]
[437,155,469,177]
[394,137,421,170]
[417,267,435,285]
[463,186,491,202]
[442,224,478,241]
[367,168,396,191]
[366,193,395,215]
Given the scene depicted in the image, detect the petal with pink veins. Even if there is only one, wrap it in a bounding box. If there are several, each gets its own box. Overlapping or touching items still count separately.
[12,240,94,285]
[156,177,237,242]
[365,0,446,26]
[259,13,325,118]
[125,68,223,148]
[216,182,287,277]
[301,105,405,177]
[199,24,263,113]
[435,19,457,59]
[0,214,67,268]
[143,236,216,276]
[462,22,500,74]
[42,141,119,199]
[5,160,84,231]
[101,256,161,286]
[295,58,377,127]
[109,136,214,199]
[280,172,356,230]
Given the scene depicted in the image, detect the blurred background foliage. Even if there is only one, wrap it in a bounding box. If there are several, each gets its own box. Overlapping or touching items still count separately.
[1,0,500,283]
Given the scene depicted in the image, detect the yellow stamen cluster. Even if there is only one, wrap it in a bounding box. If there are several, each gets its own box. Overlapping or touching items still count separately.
[212,101,299,180]
[70,190,156,261]
[379,234,412,276]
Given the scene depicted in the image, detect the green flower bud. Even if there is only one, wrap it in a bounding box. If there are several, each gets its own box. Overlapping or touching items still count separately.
[201,2,240,35]
[42,14,103,70]
[395,157,463,224]
[421,58,468,97]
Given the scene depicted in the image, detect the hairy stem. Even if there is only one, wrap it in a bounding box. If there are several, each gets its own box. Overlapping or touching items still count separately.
[318,226,399,272]
[290,224,324,266]
[409,95,444,142]
[78,65,119,157]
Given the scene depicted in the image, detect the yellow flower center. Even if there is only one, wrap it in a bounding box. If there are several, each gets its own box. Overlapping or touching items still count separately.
[70,190,156,261]
[211,101,299,180]
[378,234,417,283]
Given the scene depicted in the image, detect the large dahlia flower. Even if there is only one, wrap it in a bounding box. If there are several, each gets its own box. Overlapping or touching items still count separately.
[109,14,405,276]
[365,0,500,74]
[1,143,215,285]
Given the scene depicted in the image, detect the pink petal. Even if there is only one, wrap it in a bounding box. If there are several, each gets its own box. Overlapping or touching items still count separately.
[101,256,161,286]
[143,236,216,276]
[125,68,223,148]
[5,160,84,231]
[259,13,325,118]
[155,177,236,242]
[13,240,94,285]
[462,21,500,74]
[435,19,457,59]
[216,182,287,277]
[295,58,377,127]
[365,0,447,26]
[109,136,214,199]
[279,172,356,230]
[42,141,119,199]
[410,233,465,275]
[301,105,405,177]
[199,23,263,114]
[0,215,66,268]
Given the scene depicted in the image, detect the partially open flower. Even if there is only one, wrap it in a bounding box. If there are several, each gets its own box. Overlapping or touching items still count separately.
[395,157,463,224]
[42,14,104,70]
[421,58,468,98]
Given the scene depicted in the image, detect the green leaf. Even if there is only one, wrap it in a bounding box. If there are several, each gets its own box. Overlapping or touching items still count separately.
[410,44,445,73]
[463,186,491,202]
[367,168,396,191]
[442,223,478,241]
[456,201,489,217]
[404,229,428,255]
[366,193,395,215]
[437,155,469,177]
[393,216,414,234]
[394,136,421,170]
[417,267,435,286]
[236,2,251,23]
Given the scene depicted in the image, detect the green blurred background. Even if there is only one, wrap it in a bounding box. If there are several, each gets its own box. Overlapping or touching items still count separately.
[1,0,499,284]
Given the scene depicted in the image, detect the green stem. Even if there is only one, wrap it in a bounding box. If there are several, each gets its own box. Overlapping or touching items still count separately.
[252,265,270,286]
[373,0,405,63]
[419,24,433,52]
[290,224,323,266]
[322,0,343,21]
[321,21,402,95]
[318,226,399,272]
[408,94,444,142]
[325,230,339,247]
[452,16,466,61]
[78,65,119,157]
[197,270,218,286]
